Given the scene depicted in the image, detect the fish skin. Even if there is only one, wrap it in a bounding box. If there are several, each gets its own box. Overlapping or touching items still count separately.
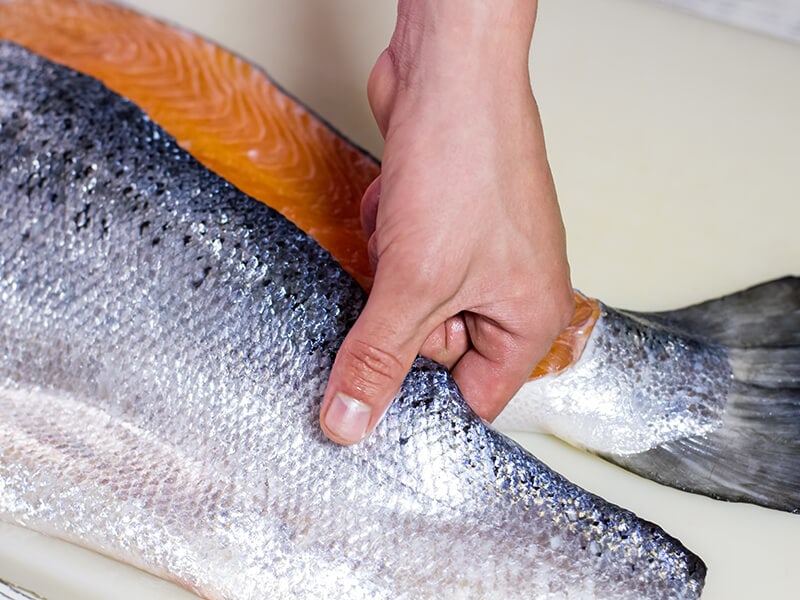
[0,42,705,599]
[1,0,794,515]
[498,282,800,513]
[497,305,732,455]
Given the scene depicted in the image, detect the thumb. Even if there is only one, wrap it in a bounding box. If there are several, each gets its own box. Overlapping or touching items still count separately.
[320,270,433,445]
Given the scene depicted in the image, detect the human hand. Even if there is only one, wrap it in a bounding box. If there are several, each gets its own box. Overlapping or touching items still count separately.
[320,0,574,445]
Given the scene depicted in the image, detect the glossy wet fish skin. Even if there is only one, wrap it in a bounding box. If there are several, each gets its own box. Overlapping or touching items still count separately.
[0,42,704,599]
[496,305,732,455]
[497,279,800,513]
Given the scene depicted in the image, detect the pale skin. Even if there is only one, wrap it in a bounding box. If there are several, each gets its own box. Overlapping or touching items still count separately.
[320,0,574,445]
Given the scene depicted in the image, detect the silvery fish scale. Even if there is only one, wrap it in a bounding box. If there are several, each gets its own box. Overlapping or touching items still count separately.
[0,42,705,599]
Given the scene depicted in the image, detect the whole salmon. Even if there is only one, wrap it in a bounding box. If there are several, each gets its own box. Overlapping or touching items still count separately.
[0,42,704,599]
[1,0,795,515]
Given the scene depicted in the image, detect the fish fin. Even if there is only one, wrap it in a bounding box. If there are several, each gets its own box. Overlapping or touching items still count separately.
[607,277,800,513]
[604,382,800,513]
[646,276,800,347]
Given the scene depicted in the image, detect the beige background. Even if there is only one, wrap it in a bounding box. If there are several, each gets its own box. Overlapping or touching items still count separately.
[1,0,798,598]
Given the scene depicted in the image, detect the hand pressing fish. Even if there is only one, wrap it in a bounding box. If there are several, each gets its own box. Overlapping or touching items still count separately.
[0,42,705,599]
[1,0,796,514]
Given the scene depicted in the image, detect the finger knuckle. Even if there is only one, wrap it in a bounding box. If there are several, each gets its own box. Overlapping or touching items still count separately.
[341,339,407,397]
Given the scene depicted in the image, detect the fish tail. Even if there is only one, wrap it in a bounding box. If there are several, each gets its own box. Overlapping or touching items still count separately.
[608,276,800,513]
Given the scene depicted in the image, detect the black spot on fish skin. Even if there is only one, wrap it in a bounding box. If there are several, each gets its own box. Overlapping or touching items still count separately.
[74,204,91,230]
[1,110,28,138]
[191,265,213,290]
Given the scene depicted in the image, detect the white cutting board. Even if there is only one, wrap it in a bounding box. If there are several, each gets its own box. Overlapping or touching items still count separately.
[1,0,798,598]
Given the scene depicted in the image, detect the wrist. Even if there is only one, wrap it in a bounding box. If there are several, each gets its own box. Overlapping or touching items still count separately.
[390,0,538,93]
